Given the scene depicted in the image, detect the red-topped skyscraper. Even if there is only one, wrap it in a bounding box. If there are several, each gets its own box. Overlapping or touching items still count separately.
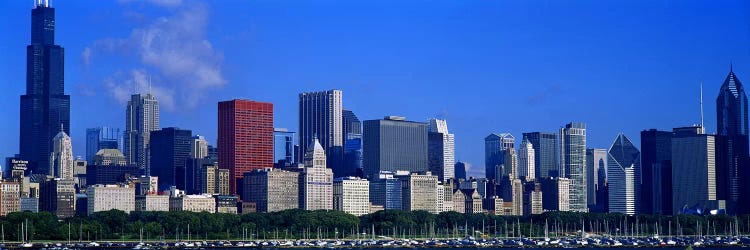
[218,99,274,196]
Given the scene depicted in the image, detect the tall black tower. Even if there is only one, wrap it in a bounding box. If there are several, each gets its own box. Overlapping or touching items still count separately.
[716,65,749,214]
[19,0,70,175]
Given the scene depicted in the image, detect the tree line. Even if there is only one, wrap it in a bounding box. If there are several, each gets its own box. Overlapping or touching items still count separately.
[1,210,750,242]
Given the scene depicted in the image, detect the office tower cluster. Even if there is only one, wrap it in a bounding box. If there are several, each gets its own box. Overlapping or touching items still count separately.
[3,2,749,218]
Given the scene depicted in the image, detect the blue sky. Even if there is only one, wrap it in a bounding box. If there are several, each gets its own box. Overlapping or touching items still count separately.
[1,0,748,177]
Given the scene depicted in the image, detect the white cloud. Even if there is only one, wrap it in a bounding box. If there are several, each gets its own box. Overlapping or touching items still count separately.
[104,69,176,110]
[86,0,225,112]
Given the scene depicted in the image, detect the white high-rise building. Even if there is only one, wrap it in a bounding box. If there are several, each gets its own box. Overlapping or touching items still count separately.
[560,122,587,212]
[125,93,160,173]
[50,130,74,180]
[428,118,455,181]
[399,172,439,214]
[87,184,135,215]
[333,177,370,216]
[191,135,209,159]
[518,138,536,180]
[300,138,334,210]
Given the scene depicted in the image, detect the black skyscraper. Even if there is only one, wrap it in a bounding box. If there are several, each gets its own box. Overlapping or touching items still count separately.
[150,127,193,190]
[19,2,70,175]
[716,65,749,214]
[640,129,673,215]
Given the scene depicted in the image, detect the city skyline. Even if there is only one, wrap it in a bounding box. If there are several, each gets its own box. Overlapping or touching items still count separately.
[1,1,749,177]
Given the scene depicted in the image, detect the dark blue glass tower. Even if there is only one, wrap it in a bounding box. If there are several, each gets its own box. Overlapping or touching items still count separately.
[716,65,749,214]
[20,2,70,175]
[149,127,193,190]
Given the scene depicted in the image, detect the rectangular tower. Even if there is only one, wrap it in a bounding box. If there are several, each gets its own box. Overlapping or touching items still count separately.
[218,99,273,195]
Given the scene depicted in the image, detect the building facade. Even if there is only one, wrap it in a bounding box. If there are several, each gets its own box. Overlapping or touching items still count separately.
[672,126,723,214]
[363,117,428,178]
[243,168,299,212]
[149,127,192,190]
[218,99,274,195]
[169,194,215,213]
[87,184,135,215]
[0,182,21,216]
[400,172,438,213]
[135,195,170,211]
[641,129,674,215]
[522,132,559,178]
[333,177,370,216]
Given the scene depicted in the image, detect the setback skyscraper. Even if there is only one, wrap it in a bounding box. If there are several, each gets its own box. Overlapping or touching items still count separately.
[715,66,749,214]
[50,130,74,180]
[299,90,344,176]
[19,1,70,174]
[560,122,587,212]
[362,116,428,178]
[218,99,274,195]
[124,93,160,173]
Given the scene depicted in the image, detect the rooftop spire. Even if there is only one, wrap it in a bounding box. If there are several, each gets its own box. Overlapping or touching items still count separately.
[731,61,734,73]
[700,81,704,129]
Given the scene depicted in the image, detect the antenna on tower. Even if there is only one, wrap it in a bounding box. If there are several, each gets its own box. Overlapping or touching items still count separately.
[700,81,705,129]
[148,74,153,96]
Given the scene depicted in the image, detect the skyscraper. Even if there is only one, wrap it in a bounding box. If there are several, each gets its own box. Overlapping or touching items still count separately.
[124,93,160,172]
[715,66,749,214]
[454,162,467,180]
[300,138,333,210]
[560,122,587,212]
[86,127,122,163]
[50,130,73,180]
[149,127,192,190]
[190,135,209,159]
[342,110,363,177]
[518,138,536,180]
[299,90,344,176]
[218,99,274,195]
[607,134,640,215]
[273,129,297,168]
[362,116,428,178]
[522,132,559,178]
[484,133,514,181]
[19,1,70,175]
[428,118,455,181]
[671,126,723,214]
[585,148,607,212]
[640,129,673,215]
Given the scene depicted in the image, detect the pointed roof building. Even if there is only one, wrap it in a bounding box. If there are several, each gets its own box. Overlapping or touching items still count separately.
[717,65,748,136]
